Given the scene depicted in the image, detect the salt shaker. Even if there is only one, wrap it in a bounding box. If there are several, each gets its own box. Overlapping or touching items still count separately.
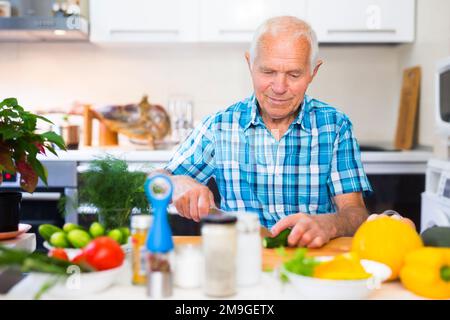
[201,214,237,297]
[236,213,262,287]
[174,243,203,289]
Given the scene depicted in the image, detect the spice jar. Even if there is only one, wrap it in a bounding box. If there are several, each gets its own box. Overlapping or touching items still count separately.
[174,243,203,289]
[201,214,237,297]
[131,215,153,285]
[236,213,262,287]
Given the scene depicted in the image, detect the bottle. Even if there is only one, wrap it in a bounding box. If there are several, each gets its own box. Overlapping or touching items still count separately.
[131,215,153,285]
[236,213,262,287]
[144,175,174,298]
[201,213,237,297]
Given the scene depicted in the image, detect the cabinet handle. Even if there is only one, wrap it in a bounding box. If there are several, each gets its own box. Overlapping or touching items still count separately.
[109,29,179,35]
[327,29,396,34]
[218,29,254,34]
[21,192,61,201]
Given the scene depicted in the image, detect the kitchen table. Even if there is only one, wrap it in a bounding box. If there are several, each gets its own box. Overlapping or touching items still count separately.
[4,236,424,300]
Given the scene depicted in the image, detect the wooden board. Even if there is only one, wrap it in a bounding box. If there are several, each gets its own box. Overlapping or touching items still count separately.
[394,66,421,150]
[173,236,352,271]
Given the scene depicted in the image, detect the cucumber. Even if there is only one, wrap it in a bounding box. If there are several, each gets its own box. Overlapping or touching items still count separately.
[89,222,105,238]
[67,229,92,248]
[38,224,63,242]
[49,232,70,248]
[263,229,292,248]
[63,223,84,233]
[421,226,450,248]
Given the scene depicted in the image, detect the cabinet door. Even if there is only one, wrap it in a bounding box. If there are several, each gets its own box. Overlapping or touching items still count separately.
[200,0,307,42]
[307,0,415,43]
[90,0,200,42]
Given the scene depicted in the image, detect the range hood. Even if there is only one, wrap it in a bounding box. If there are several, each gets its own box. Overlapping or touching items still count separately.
[0,0,89,42]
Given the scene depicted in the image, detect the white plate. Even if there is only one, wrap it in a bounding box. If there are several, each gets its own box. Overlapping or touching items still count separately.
[0,224,32,240]
[282,256,392,300]
[23,263,127,298]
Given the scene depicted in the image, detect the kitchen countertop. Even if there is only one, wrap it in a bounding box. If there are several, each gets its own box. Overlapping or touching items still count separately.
[37,146,434,174]
[3,236,424,300]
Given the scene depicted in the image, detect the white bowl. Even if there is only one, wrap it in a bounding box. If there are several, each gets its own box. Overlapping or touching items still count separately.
[282,256,391,300]
[28,263,127,298]
[43,239,131,260]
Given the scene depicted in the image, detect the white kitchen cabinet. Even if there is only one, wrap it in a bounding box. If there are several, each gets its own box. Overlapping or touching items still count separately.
[199,0,307,42]
[89,0,200,42]
[89,0,415,44]
[307,0,415,43]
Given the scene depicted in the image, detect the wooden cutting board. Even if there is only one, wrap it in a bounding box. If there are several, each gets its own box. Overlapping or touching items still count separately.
[173,236,352,271]
[394,66,421,150]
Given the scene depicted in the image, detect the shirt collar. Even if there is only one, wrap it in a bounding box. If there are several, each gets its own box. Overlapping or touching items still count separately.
[243,94,312,133]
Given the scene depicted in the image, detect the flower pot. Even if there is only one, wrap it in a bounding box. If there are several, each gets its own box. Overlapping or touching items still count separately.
[0,192,22,232]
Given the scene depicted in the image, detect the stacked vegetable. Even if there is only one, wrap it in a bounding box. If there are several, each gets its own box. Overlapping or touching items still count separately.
[38,222,130,248]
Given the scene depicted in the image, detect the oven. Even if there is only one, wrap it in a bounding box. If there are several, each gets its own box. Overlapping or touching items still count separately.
[0,161,78,252]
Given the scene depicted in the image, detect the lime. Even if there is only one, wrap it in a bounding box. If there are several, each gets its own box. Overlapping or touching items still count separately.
[89,222,105,238]
[49,232,70,248]
[67,229,92,248]
[118,227,130,244]
[107,229,123,244]
[63,223,83,233]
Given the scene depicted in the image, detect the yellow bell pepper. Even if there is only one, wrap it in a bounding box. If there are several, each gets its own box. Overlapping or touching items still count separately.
[314,252,371,280]
[400,247,450,299]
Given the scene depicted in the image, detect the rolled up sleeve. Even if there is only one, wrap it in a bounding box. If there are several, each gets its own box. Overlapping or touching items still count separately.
[164,115,216,184]
[327,118,372,197]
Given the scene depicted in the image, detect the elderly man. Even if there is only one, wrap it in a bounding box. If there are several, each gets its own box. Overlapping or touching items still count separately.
[160,16,374,248]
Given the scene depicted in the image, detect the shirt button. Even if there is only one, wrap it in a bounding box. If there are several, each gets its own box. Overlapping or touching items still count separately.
[275,204,283,212]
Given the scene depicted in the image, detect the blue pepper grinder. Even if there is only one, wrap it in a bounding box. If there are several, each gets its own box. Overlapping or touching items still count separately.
[144,174,174,298]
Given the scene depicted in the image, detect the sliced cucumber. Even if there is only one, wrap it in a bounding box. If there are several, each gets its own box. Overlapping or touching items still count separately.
[263,229,291,248]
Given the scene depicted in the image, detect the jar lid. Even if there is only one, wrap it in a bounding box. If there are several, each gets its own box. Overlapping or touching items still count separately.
[201,214,237,224]
[131,214,153,229]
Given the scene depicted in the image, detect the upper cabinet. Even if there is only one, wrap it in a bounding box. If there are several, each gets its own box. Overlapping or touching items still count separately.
[308,0,415,43]
[199,0,307,42]
[89,0,415,43]
[89,0,200,42]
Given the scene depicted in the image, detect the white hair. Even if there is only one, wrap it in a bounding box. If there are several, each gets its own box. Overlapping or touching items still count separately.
[249,16,319,74]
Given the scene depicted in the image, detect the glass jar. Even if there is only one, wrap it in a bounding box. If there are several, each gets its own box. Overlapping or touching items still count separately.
[201,214,237,297]
[131,215,153,285]
[236,213,262,287]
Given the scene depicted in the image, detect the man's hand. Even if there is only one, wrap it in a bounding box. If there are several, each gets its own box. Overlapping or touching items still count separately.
[270,192,368,248]
[170,175,216,222]
[270,213,336,248]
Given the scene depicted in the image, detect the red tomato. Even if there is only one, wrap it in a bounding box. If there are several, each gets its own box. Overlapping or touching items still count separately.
[71,251,87,264]
[82,236,125,271]
[48,248,69,261]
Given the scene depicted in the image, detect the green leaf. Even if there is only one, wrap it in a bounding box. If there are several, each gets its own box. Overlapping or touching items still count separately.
[41,131,66,150]
[0,127,22,140]
[22,113,37,132]
[34,114,54,124]
[0,98,18,108]
[0,147,15,172]
[28,157,48,185]
[45,145,58,156]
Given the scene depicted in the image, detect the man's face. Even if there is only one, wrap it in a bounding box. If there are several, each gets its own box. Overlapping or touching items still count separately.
[247,34,319,121]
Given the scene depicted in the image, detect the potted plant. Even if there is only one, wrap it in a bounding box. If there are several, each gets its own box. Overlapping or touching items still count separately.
[0,98,66,232]
[78,156,150,230]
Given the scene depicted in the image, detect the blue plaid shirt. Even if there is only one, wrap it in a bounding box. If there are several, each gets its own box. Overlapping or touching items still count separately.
[165,94,372,228]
